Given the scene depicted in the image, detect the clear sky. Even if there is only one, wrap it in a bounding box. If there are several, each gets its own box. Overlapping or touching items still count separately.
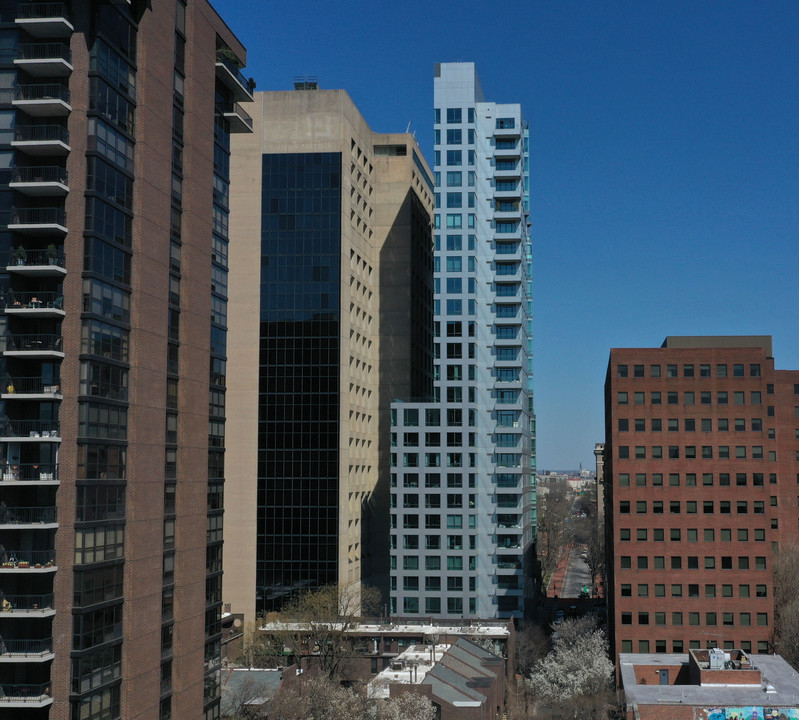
[212,0,799,471]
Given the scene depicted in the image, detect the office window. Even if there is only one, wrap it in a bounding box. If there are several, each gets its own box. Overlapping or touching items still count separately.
[650,365,661,377]
[637,556,648,569]
[620,556,631,569]
[617,364,628,378]
[634,364,645,377]
[651,392,661,405]
[671,584,682,597]
[672,612,683,625]
[654,556,665,569]
[667,364,677,378]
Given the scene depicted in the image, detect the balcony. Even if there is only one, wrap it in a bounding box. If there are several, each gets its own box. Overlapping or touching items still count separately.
[0,506,57,529]
[10,166,68,196]
[1,463,58,484]
[214,54,254,102]
[13,83,71,117]
[1,334,64,358]
[11,124,70,156]
[0,593,55,616]
[2,377,61,400]
[6,248,66,276]
[0,550,56,571]
[0,638,54,662]
[15,2,73,38]
[0,682,53,707]
[223,102,254,133]
[4,291,64,318]
[0,420,60,442]
[7,207,67,234]
[14,42,72,77]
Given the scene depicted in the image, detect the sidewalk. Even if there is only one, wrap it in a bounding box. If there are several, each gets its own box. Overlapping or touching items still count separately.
[545,545,572,599]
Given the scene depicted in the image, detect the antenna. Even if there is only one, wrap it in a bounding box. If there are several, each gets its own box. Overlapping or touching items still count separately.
[406,121,412,133]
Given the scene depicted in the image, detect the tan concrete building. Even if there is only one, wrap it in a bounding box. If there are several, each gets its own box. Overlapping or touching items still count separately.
[225,87,434,622]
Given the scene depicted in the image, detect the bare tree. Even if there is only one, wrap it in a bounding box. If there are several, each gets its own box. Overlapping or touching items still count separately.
[267,675,434,720]
[514,623,550,677]
[536,480,573,582]
[773,543,799,669]
[251,584,382,680]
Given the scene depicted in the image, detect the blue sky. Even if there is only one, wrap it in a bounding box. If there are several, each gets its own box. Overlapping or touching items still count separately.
[213,0,799,470]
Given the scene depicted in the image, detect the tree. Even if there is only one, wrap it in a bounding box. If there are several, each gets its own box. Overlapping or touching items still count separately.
[536,480,574,581]
[249,583,382,679]
[773,542,799,669]
[528,616,614,720]
[267,675,435,720]
[514,623,550,677]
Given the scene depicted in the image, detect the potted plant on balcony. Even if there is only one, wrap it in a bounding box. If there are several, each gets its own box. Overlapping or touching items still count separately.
[17,561,29,568]
[12,245,26,266]
[46,244,58,265]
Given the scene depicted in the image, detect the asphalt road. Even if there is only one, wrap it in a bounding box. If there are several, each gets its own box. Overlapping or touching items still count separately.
[562,547,591,598]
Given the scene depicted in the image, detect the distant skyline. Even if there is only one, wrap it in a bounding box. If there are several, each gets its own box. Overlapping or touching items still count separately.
[213,0,799,469]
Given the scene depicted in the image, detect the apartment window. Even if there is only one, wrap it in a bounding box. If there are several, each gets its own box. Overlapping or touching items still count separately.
[652,419,662,432]
[671,556,681,569]
[650,365,661,377]
[621,584,632,596]
[668,392,678,405]
[734,391,745,405]
[617,364,628,378]
[718,391,728,404]
[634,392,645,405]
[620,556,631,569]
[672,612,683,626]
[638,556,648,569]
[651,392,661,405]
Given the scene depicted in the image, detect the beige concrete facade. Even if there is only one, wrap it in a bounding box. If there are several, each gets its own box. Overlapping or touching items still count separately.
[225,90,433,623]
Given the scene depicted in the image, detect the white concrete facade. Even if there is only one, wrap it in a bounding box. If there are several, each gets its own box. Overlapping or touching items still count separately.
[389,63,535,619]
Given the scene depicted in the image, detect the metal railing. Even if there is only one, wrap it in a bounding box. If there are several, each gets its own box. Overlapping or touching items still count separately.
[0,682,52,702]
[17,42,71,63]
[1,333,63,353]
[215,54,254,94]
[4,377,61,394]
[13,83,70,103]
[6,248,64,267]
[0,550,56,566]
[0,638,53,656]
[0,593,54,611]
[5,290,63,309]
[0,419,60,437]
[227,101,253,128]
[12,165,67,185]
[16,2,70,20]
[0,506,57,524]
[1,463,58,481]
[10,206,66,226]
[14,124,69,144]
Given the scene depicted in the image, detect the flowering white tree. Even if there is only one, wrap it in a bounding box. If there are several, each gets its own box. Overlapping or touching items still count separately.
[375,692,436,720]
[528,617,614,719]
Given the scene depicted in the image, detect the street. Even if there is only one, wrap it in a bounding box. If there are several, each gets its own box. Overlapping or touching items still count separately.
[562,547,591,598]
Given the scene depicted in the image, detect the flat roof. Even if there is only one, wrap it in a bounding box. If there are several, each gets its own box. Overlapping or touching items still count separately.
[620,654,799,708]
[662,336,772,354]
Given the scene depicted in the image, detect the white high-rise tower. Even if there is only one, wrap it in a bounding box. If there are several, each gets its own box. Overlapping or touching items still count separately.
[390,62,536,618]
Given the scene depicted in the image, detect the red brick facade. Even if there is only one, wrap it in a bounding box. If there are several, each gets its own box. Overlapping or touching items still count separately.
[605,337,799,659]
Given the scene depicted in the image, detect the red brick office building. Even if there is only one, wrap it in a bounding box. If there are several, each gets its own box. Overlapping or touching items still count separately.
[604,337,799,660]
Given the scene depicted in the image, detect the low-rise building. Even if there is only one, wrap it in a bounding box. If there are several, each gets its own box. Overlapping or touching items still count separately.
[369,637,505,720]
[620,649,799,720]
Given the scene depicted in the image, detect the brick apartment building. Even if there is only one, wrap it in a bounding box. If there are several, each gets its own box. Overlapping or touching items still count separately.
[605,336,799,659]
[0,1,251,717]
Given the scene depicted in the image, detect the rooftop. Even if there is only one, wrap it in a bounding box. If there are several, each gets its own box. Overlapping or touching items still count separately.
[620,653,799,708]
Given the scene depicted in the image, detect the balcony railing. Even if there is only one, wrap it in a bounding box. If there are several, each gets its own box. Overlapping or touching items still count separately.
[0,550,56,567]
[14,124,69,144]
[6,248,64,267]
[1,334,62,354]
[1,463,58,481]
[13,83,70,103]
[12,166,67,185]
[0,638,53,656]
[16,2,70,21]
[0,593,54,612]
[0,419,60,438]
[0,506,57,524]
[16,41,71,63]
[10,206,66,227]
[215,54,255,95]
[0,682,52,702]
[4,377,61,395]
[5,290,63,310]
